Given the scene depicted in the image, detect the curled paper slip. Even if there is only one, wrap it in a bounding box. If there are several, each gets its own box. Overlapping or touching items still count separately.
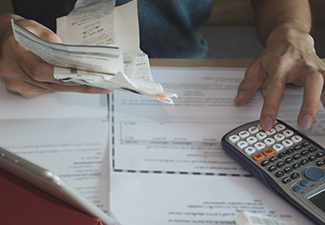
[54,68,177,104]
[11,17,177,103]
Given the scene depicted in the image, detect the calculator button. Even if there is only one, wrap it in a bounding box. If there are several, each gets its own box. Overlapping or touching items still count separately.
[256,132,267,140]
[309,146,318,152]
[317,160,325,167]
[275,124,286,132]
[244,147,256,155]
[248,126,259,134]
[261,160,270,167]
[300,179,310,187]
[229,135,240,143]
[268,165,277,172]
[275,171,285,178]
[308,155,316,162]
[265,128,276,136]
[277,152,286,159]
[285,157,294,164]
[294,145,302,151]
[292,163,301,170]
[283,130,294,137]
[269,156,278,163]
[284,167,293,173]
[302,141,310,147]
[300,159,309,165]
[237,141,248,149]
[274,134,285,142]
[282,139,293,147]
[282,177,292,184]
[254,142,266,151]
[316,152,325,158]
[263,148,274,156]
[277,161,286,168]
[257,124,262,130]
[291,172,300,180]
[292,135,303,143]
[301,150,309,156]
[273,144,284,152]
[246,136,257,145]
[252,153,264,161]
[264,138,275,146]
[304,167,325,182]
[293,154,302,160]
[286,149,294,155]
[293,186,303,192]
[239,131,250,139]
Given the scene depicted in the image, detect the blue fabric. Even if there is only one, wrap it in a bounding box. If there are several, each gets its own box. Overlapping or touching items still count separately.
[12,0,213,58]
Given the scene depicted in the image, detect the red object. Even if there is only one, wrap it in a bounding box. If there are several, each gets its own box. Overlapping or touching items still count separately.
[0,168,102,225]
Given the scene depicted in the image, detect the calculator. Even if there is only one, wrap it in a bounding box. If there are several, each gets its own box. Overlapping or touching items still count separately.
[221,120,325,225]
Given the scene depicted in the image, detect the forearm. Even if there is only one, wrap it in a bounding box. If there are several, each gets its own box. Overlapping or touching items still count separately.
[251,0,312,46]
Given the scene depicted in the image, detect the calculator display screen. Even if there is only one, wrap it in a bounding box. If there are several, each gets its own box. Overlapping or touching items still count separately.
[309,190,325,213]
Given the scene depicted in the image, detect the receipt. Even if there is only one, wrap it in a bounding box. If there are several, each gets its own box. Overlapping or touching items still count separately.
[11,0,177,104]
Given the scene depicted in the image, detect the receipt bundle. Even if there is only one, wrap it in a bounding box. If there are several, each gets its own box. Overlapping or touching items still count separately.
[12,0,176,103]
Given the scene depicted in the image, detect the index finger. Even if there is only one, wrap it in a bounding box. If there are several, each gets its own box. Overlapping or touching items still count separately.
[260,74,286,131]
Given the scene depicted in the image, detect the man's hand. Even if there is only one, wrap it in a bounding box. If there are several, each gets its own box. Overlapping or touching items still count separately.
[235,26,325,131]
[0,14,111,97]
[236,0,324,131]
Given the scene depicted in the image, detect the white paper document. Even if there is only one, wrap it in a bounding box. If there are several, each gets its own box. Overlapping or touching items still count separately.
[0,75,111,213]
[11,0,176,103]
[109,67,325,225]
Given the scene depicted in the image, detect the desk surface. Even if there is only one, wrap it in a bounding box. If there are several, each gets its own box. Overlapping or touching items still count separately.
[150,58,325,107]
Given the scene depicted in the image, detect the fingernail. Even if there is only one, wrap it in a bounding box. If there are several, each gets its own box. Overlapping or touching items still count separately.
[260,117,273,131]
[299,114,313,129]
[235,90,245,103]
[98,88,112,94]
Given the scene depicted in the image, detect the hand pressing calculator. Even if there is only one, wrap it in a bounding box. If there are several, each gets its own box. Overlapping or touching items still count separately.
[221,119,325,225]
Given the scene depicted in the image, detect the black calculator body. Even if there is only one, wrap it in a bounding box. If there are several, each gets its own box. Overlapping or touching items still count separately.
[221,120,325,225]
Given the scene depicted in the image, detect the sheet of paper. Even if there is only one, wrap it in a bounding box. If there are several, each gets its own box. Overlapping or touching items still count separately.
[0,75,110,212]
[109,67,322,225]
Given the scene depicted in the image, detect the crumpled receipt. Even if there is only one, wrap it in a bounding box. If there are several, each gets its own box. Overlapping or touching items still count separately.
[11,0,177,104]
[234,211,297,225]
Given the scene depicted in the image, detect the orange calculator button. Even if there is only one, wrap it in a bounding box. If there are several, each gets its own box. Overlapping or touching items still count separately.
[252,153,264,161]
[263,148,274,156]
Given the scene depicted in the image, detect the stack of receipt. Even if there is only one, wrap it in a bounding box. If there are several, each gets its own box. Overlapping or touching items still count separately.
[11,0,177,104]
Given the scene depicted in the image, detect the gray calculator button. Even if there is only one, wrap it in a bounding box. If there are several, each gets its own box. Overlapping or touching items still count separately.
[254,142,266,150]
[248,126,259,134]
[273,144,284,152]
[246,136,257,145]
[256,132,267,140]
[274,134,285,142]
[304,167,325,182]
[282,139,293,147]
[275,124,286,132]
[266,128,276,136]
[244,147,256,155]
[239,131,250,139]
[283,130,294,137]
[264,138,275,146]
[237,141,248,149]
[229,135,240,143]
[291,135,303,143]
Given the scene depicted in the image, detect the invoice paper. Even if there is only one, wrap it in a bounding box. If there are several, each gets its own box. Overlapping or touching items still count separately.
[109,66,324,225]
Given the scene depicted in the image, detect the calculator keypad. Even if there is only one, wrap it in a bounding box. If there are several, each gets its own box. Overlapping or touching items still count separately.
[227,121,325,186]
